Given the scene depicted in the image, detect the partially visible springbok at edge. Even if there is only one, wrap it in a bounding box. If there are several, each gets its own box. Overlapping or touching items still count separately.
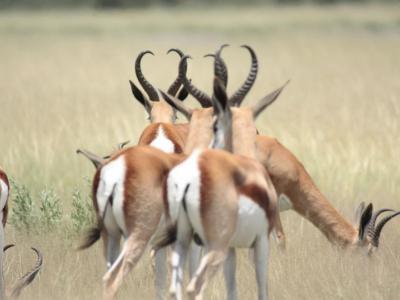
[0,168,43,300]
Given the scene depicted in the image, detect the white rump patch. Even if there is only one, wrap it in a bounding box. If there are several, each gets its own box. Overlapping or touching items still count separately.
[167,150,204,238]
[150,126,175,153]
[97,156,128,236]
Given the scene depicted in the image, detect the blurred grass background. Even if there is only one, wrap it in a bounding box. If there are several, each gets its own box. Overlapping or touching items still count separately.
[0,3,400,300]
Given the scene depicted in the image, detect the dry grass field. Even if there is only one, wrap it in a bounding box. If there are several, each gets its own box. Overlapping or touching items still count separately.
[1,4,400,299]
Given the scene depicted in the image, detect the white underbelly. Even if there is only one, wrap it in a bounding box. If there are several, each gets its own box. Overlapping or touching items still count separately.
[186,194,268,248]
[229,195,268,248]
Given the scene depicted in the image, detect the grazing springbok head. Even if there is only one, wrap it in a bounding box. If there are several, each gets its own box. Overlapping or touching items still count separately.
[350,202,400,255]
[0,168,43,300]
[129,50,189,124]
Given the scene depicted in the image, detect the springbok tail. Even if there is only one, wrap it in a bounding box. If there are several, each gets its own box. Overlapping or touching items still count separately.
[77,219,104,250]
[151,222,177,252]
[151,184,191,252]
[78,183,116,251]
[8,247,43,299]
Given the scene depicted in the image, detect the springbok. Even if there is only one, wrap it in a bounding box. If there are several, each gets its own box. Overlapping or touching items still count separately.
[0,168,42,300]
[78,144,186,300]
[129,50,189,153]
[154,77,285,300]
[128,49,197,299]
[169,45,400,253]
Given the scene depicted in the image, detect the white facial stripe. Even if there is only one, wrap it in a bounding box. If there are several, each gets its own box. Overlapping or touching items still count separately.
[0,179,8,223]
[97,156,128,236]
[150,126,175,153]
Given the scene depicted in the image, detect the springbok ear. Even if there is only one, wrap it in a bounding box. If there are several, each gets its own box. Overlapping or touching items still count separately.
[76,149,105,169]
[117,140,130,150]
[129,80,153,114]
[212,77,229,116]
[160,89,193,120]
[358,203,373,240]
[104,140,130,159]
[252,80,289,119]
[353,202,366,226]
[177,86,189,101]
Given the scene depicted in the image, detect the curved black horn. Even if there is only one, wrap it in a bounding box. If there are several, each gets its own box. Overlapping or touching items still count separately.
[3,244,15,252]
[135,50,159,101]
[167,48,187,96]
[366,208,394,239]
[205,44,229,88]
[230,45,258,107]
[179,55,212,108]
[9,247,43,298]
[371,211,400,247]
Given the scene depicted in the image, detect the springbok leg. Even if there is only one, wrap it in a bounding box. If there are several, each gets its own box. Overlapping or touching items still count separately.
[223,248,237,300]
[254,236,269,300]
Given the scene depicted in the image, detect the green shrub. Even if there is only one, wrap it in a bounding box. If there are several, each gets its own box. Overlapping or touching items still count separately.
[70,188,95,233]
[38,188,62,231]
[9,179,38,232]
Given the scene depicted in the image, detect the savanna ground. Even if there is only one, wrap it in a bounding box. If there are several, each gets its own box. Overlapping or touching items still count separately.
[1,4,400,299]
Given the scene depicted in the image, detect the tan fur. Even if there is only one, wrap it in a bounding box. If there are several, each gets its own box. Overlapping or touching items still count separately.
[230,107,259,158]
[137,98,190,153]
[138,123,187,153]
[180,149,280,299]
[150,100,176,123]
[90,105,214,299]
[199,150,278,239]
[255,135,358,246]
[94,146,184,300]
[183,108,214,154]
[174,103,359,247]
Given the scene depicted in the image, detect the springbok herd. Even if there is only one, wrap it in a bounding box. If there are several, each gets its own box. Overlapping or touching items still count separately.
[1,45,399,300]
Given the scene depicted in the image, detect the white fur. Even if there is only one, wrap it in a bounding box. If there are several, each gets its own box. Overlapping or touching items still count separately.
[224,249,237,300]
[168,150,269,248]
[254,236,269,300]
[150,126,175,153]
[167,149,202,231]
[230,195,268,247]
[0,179,8,224]
[0,180,8,207]
[278,194,293,211]
[97,156,128,236]
[0,219,4,298]
[0,179,6,297]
